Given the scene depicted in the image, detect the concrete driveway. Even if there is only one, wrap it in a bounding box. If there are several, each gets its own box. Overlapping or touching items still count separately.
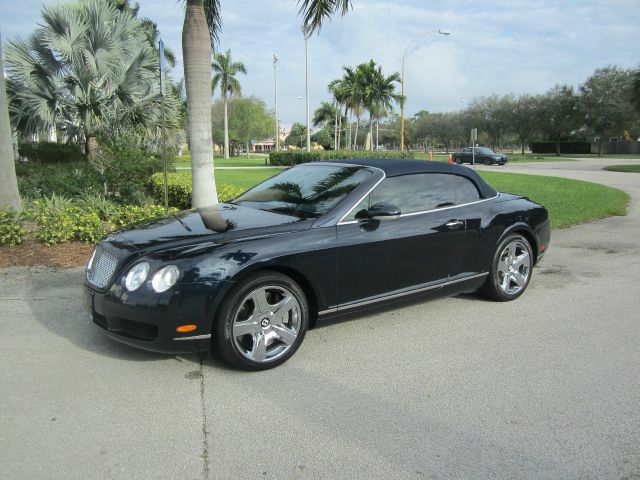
[1,158,639,479]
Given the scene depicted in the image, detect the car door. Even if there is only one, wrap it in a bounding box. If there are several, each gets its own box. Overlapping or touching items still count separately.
[462,147,472,163]
[335,173,483,306]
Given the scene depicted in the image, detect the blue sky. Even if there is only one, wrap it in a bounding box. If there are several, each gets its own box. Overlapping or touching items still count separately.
[2,0,640,128]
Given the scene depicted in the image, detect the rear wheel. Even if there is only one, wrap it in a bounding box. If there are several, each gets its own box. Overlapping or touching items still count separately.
[480,234,533,301]
[455,156,463,164]
[213,271,309,370]
[483,157,491,165]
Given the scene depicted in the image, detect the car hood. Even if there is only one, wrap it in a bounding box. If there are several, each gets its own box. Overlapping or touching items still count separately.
[108,203,313,252]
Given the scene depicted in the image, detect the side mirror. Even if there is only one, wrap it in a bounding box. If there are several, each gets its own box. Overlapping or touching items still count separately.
[366,202,401,221]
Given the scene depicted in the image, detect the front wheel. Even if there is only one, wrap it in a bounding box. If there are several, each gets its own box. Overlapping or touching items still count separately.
[480,234,533,301]
[455,156,463,164]
[483,157,491,165]
[213,271,309,370]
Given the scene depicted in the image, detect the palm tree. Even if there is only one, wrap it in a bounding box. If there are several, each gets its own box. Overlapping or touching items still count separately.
[6,1,179,158]
[212,49,246,159]
[339,66,363,149]
[181,0,351,207]
[367,63,401,150]
[328,79,347,149]
[181,0,221,208]
[0,36,21,210]
[298,0,353,37]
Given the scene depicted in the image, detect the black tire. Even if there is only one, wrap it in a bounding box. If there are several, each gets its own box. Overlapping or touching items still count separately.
[480,233,533,302]
[213,271,309,370]
[483,157,491,165]
[455,156,463,164]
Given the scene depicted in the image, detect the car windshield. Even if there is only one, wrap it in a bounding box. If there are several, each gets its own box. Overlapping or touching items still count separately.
[232,164,373,219]
[476,147,495,154]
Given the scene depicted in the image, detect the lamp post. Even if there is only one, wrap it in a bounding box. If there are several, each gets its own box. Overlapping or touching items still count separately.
[305,38,311,152]
[273,54,279,152]
[400,28,451,151]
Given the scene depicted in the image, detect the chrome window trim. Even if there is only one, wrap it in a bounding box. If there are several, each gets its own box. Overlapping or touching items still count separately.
[335,169,387,225]
[337,196,496,226]
[336,172,496,226]
[318,272,489,315]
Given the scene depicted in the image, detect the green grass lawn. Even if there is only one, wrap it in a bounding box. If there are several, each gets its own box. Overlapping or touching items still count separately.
[181,167,629,230]
[173,155,269,169]
[604,164,640,173]
[214,168,282,190]
[478,171,629,228]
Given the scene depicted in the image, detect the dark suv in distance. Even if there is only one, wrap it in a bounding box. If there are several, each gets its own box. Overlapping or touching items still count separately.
[453,147,508,166]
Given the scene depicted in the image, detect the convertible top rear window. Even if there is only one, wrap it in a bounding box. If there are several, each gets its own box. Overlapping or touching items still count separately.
[233,165,372,219]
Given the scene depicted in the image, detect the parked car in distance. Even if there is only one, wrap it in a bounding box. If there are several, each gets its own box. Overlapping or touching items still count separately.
[84,159,549,370]
[453,147,508,165]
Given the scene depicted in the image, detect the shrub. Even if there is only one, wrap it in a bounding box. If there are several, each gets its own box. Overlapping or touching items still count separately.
[34,209,75,245]
[0,209,27,246]
[76,193,118,221]
[268,149,415,166]
[16,160,103,198]
[111,205,177,229]
[149,173,244,209]
[67,208,105,243]
[30,200,106,245]
[92,138,162,204]
[18,142,86,163]
[175,155,191,162]
[529,141,591,154]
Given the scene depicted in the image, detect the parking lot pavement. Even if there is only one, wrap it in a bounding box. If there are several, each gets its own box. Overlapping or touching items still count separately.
[1,158,639,479]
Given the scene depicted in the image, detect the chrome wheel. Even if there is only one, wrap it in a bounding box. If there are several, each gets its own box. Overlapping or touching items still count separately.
[497,240,531,295]
[231,285,302,363]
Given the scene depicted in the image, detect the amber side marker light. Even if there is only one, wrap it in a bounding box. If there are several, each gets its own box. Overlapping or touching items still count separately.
[176,325,197,333]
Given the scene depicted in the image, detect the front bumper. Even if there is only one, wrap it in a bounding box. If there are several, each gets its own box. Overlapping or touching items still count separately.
[84,280,227,354]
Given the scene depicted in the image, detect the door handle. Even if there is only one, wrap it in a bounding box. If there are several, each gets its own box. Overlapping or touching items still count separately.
[445,220,464,229]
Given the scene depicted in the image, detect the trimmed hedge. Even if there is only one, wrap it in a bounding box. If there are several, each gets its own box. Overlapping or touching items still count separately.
[268,149,415,166]
[150,173,245,209]
[530,141,591,154]
[19,142,86,162]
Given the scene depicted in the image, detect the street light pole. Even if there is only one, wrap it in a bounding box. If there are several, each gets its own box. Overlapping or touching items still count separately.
[400,28,451,151]
[273,54,279,152]
[305,37,311,152]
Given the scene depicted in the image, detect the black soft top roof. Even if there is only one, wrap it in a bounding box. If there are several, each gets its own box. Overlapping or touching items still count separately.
[328,158,497,198]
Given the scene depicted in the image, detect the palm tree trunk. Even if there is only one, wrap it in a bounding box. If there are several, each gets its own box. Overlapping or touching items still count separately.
[337,110,342,149]
[368,114,374,151]
[376,119,379,151]
[85,135,99,159]
[354,116,360,149]
[183,0,218,207]
[223,95,230,159]
[0,40,21,210]
[333,105,338,150]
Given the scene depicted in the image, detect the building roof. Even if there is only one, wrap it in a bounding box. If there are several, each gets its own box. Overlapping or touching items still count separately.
[328,158,498,198]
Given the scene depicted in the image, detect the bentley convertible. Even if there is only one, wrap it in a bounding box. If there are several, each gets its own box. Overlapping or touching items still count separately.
[84,159,550,370]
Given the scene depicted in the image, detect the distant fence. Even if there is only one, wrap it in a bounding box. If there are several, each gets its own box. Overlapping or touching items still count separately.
[591,141,640,155]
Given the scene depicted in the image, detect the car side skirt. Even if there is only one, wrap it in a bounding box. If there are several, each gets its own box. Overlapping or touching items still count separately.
[318,272,488,316]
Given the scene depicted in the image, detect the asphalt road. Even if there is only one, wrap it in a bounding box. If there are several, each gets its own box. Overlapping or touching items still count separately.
[1,157,639,479]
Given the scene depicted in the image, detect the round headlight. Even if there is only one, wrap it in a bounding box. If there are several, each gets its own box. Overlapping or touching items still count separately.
[125,262,150,291]
[152,265,180,293]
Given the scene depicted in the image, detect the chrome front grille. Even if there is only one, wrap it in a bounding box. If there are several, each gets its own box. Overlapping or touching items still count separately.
[87,246,118,289]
